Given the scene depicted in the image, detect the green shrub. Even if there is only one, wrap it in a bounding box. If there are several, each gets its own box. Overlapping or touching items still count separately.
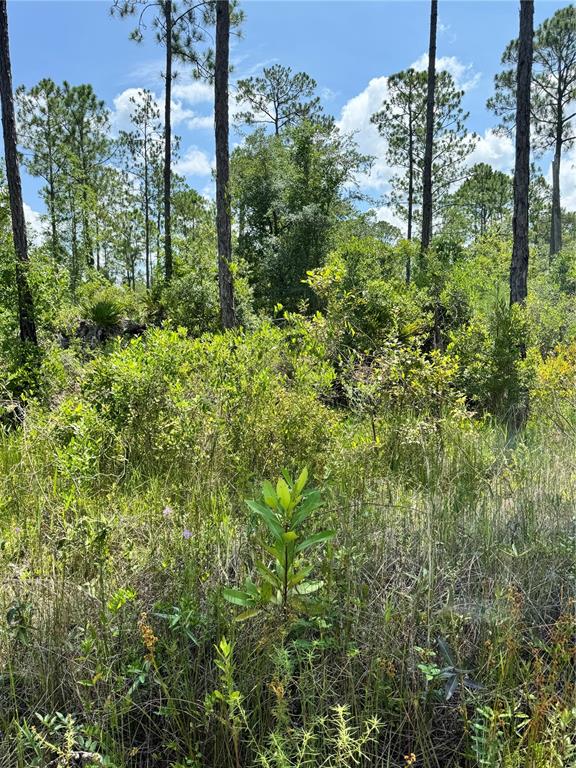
[79,323,338,484]
[448,300,535,419]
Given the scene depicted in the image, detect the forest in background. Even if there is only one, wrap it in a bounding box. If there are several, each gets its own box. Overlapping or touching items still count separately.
[0,1,575,767]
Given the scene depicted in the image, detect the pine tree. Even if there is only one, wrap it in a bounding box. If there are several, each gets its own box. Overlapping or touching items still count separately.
[421,0,438,251]
[489,5,576,257]
[61,82,110,272]
[442,163,512,239]
[371,68,475,277]
[235,65,325,135]
[215,0,235,329]
[509,0,533,309]
[16,79,66,262]
[112,0,213,284]
[0,0,37,347]
[118,89,163,288]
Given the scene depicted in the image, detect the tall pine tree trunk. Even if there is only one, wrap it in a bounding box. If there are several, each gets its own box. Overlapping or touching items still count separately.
[510,0,533,307]
[549,131,562,258]
[163,0,173,283]
[421,0,437,251]
[47,143,60,262]
[144,129,150,289]
[215,0,236,329]
[407,104,414,243]
[0,0,37,346]
[508,0,533,436]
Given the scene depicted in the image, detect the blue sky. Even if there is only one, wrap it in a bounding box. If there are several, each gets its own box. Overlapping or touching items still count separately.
[7,0,575,228]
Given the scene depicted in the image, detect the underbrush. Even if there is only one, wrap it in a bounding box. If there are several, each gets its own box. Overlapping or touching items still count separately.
[0,327,574,767]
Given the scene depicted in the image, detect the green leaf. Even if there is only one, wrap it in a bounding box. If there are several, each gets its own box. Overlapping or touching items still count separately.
[261,481,278,508]
[295,530,335,553]
[222,588,256,607]
[295,580,323,595]
[294,467,308,495]
[234,608,261,622]
[255,560,282,588]
[292,490,323,527]
[276,478,292,511]
[243,579,260,597]
[260,581,274,602]
[246,499,284,540]
[288,564,313,587]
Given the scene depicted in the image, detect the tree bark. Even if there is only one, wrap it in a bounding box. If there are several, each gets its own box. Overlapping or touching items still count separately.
[510,0,533,308]
[144,126,150,289]
[549,135,562,258]
[420,0,437,251]
[407,100,414,244]
[163,0,173,283]
[215,0,236,329]
[0,0,37,346]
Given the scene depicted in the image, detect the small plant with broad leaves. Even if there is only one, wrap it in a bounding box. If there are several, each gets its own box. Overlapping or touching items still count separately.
[223,468,334,620]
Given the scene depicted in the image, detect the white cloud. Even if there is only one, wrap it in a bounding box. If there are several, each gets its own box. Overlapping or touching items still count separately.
[110,85,213,138]
[125,58,165,87]
[110,88,144,134]
[186,114,214,130]
[438,21,457,44]
[336,75,393,193]
[171,98,198,127]
[200,181,215,200]
[172,81,213,105]
[24,203,44,244]
[335,54,481,199]
[321,86,337,102]
[411,53,481,92]
[550,145,576,212]
[175,146,214,176]
[372,203,404,231]
[468,128,515,172]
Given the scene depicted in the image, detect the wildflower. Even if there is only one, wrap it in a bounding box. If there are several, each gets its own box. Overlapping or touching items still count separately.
[138,612,158,662]
[162,506,173,518]
[182,528,192,540]
[404,754,416,767]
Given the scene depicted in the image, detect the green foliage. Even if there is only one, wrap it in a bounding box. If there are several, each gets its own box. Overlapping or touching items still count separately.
[75,278,144,329]
[78,323,337,481]
[442,163,513,240]
[371,68,476,236]
[17,712,110,767]
[231,121,370,312]
[84,294,124,329]
[4,12,576,768]
[223,468,334,619]
[235,64,325,134]
[448,301,533,418]
[306,236,430,355]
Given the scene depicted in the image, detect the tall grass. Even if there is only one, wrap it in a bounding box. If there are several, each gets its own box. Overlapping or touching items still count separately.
[0,336,574,767]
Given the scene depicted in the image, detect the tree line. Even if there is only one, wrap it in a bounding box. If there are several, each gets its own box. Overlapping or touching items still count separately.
[1,0,575,364]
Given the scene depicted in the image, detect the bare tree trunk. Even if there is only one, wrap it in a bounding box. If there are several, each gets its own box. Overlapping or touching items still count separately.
[510,0,533,308]
[48,154,60,262]
[0,0,37,346]
[407,106,414,245]
[508,0,533,437]
[144,128,150,289]
[163,0,173,283]
[71,204,79,294]
[421,0,437,251]
[549,136,562,258]
[406,102,414,285]
[215,0,236,329]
